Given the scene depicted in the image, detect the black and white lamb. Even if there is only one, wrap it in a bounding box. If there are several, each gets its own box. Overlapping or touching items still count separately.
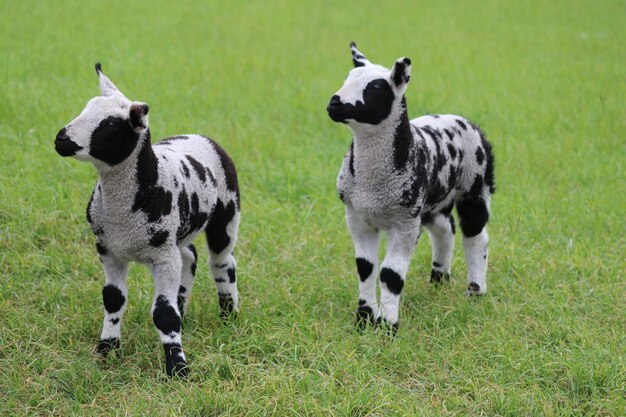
[54,64,241,377]
[327,43,495,332]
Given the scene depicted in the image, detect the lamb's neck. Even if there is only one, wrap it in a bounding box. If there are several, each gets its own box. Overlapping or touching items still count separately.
[351,104,412,182]
[96,131,154,204]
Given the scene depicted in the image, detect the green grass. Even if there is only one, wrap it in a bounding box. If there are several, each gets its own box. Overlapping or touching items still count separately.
[1,0,624,415]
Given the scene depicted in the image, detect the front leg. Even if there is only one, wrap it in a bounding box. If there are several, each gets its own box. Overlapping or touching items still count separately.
[346,209,380,328]
[149,250,188,378]
[97,242,129,356]
[379,224,421,333]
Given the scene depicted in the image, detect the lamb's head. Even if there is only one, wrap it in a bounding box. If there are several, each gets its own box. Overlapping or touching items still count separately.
[327,42,411,134]
[55,63,150,169]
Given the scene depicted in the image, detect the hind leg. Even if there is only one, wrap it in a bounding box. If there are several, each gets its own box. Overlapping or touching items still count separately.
[177,244,197,320]
[457,195,490,295]
[206,200,240,319]
[422,212,455,284]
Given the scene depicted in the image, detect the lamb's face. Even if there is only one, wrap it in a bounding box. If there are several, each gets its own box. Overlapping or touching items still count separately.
[327,42,411,130]
[55,64,149,168]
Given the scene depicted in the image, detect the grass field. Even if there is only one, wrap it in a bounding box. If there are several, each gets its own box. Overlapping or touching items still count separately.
[1,0,624,415]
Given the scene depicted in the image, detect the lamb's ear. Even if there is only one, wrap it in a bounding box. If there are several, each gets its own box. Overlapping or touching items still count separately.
[390,57,411,89]
[129,102,149,132]
[350,41,370,68]
[95,62,121,97]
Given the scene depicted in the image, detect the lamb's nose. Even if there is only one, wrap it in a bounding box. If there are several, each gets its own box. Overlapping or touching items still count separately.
[56,127,69,142]
[328,95,342,107]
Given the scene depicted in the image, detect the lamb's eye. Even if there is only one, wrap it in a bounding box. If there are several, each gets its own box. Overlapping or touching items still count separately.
[105,119,119,131]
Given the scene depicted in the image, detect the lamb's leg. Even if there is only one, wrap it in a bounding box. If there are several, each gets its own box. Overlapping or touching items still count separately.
[149,251,188,378]
[457,196,490,295]
[177,244,197,320]
[97,242,129,357]
[346,209,380,328]
[423,212,455,283]
[378,225,420,333]
[206,209,240,320]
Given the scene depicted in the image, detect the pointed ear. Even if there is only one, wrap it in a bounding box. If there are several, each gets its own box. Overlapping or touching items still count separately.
[350,41,371,68]
[390,57,411,89]
[95,63,121,96]
[129,102,149,132]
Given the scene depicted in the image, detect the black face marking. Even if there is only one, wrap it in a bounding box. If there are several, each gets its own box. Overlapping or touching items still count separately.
[456,198,489,237]
[153,295,181,336]
[430,269,450,284]
[380,267,404,295]
[206,198,236,254]
[355,258,374,282]
[349,141,355,176]
[475,147,485,165]
[55,127,83,156]
[327,79,395,125]
[89,116,140,165]
[163,343,188,377]
[97,337,120,356]
[102,285,125,314]
[185,155,207,182]
[227,268,236,283]
[203,137,240,207]
[149,230,169,247]
[456,119,467,130]
[132,137,173,222]
[392,97,412,170]
[96,242,107,256]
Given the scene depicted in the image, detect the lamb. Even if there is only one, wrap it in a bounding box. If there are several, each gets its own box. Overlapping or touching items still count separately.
[326,43,495,333]
[54,64,241,377]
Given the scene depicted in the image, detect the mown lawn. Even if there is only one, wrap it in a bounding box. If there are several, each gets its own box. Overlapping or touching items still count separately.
[0,0,624,415]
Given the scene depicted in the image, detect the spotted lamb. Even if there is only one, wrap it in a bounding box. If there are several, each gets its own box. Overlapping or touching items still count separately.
[327,43,495,333]
[54,64,241,377]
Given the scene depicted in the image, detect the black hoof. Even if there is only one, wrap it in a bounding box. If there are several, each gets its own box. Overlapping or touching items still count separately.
[218,294,237,321]
[430,269,450,284]
[164,343,189,378]
[466,282,483,296]
[97,338,120,357]
[355,304,376,330]
[377,318,399,336]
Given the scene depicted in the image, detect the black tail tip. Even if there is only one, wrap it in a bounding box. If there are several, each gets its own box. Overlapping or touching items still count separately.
[95,62,102,74]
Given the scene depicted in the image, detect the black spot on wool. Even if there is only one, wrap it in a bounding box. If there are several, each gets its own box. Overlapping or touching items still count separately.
[86,188,95,225]
[480,133,496,194]
[188,244,197,275]
[206,198,236,254]
[180,161,190,178]
[102,285,125,313]
[132,137,173,222]
[447,142,457,159]
[421,212,435,225]
[185,155,207,183]
[155,135,189,146]
[227,268,237,283]
[89,116,141,166]
[392,97,412,170]
[475,147,485,165]
[96,242,107,256]
[448,165,459,189]
[176,188,209,243]
[444,129,454,141]
[355,258,374,282]
[349,141,355,176]
[203,137,240,207]
[456,198,489,237]
[327,79,395,125]
[152,295,181,336]
[149,230,169,247]
[380,268,404,295]
[456,119,467,130]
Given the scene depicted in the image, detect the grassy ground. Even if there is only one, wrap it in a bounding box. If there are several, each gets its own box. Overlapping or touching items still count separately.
[1,0,624,415]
